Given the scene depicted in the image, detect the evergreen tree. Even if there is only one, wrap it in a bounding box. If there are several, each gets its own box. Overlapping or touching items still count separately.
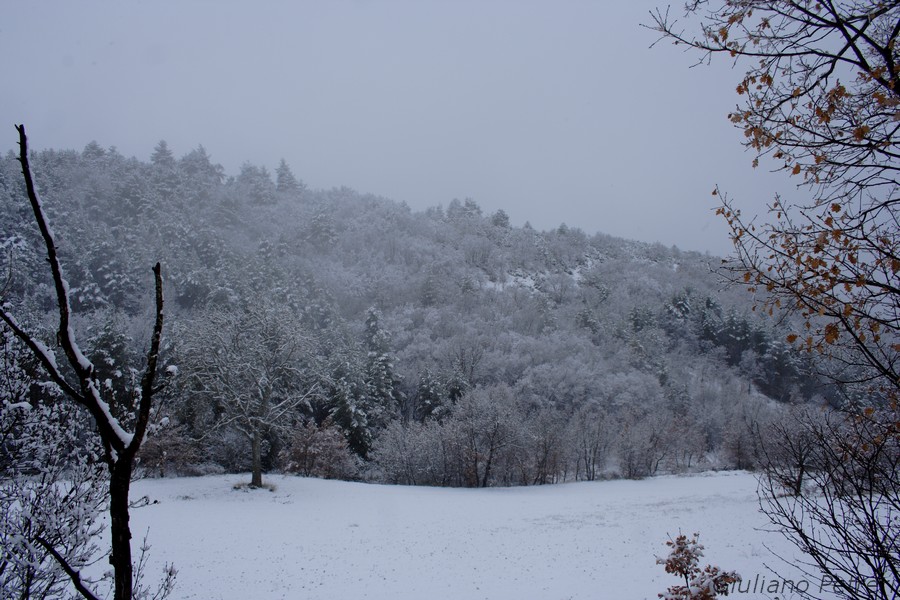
[179,145,225,203]
[414,367,446,422]
[364,307,402,425]
[236,162,276,205]
[150,140,180,202]
[81,140,107,163]
[307,211,337,249]
[491,209,510,228]
[321,339,374,457]
[150,140,175,169]
[275,158,304,194]
[85,316,136,423]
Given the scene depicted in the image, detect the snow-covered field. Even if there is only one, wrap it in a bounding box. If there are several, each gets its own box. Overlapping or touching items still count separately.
[128,471,834,600]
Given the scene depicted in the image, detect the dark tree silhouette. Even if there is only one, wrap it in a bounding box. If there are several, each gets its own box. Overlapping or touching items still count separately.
[0,125,169,600]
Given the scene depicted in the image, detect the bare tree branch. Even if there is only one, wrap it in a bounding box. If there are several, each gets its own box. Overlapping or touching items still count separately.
[34,536,101,600]
[6,125,168,600]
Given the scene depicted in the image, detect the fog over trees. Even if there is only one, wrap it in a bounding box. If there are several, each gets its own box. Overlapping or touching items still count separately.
[0,139,830,495]
[5,1,899,597]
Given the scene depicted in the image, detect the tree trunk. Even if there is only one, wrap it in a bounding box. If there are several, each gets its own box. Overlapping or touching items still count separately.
[109,461,134,600]
[7,127,166,600]
[481,443,494,488]
[793,463,805,497]
[251,429,263,488]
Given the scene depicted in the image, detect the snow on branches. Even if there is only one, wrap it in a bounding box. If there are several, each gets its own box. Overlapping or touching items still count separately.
[657,533,740,600]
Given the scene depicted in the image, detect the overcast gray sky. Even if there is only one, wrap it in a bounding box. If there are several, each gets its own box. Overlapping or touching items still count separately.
[1,1,795,255]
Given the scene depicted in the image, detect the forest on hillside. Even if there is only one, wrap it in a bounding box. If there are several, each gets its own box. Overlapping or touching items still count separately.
[0,140,832,487]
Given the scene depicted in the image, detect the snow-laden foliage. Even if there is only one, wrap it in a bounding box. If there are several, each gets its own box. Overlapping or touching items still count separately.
[0,140,833,488]
[279,418,359,480]
[0,330,106,599]
[657,533,740,600]
[176,301,320,487]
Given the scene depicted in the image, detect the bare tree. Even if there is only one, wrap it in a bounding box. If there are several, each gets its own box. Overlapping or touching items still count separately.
[568,404,612,481]
[0,125,170,600]
[758,405,824,496]
[759,408,900,599]
[180,302,317,488]
[454,385,521,488]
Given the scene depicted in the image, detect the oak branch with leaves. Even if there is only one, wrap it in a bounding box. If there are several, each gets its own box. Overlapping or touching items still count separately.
[650,1,900,397]
[657,533,740,600]
[650,3,900,599]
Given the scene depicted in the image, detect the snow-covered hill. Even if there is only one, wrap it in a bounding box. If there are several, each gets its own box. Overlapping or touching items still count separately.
[127,471,834,600]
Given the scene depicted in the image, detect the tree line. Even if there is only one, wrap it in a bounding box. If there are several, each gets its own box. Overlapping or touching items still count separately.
[0,126,824,597]
[0,133,825,487]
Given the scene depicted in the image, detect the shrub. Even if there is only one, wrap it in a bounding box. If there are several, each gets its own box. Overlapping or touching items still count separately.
[280,419,359,480]
[657,533,740,600]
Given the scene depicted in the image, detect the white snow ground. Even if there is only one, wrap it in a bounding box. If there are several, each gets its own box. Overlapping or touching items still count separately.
[127,471,837,600]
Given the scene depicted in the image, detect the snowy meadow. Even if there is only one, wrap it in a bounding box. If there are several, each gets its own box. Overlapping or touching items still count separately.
[128,471,835,600]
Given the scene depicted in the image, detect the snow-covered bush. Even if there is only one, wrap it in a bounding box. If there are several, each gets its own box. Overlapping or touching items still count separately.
[368,419,451,486]
[1,399,106,599]
[280,419,359,480]
[657,533,740,600]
